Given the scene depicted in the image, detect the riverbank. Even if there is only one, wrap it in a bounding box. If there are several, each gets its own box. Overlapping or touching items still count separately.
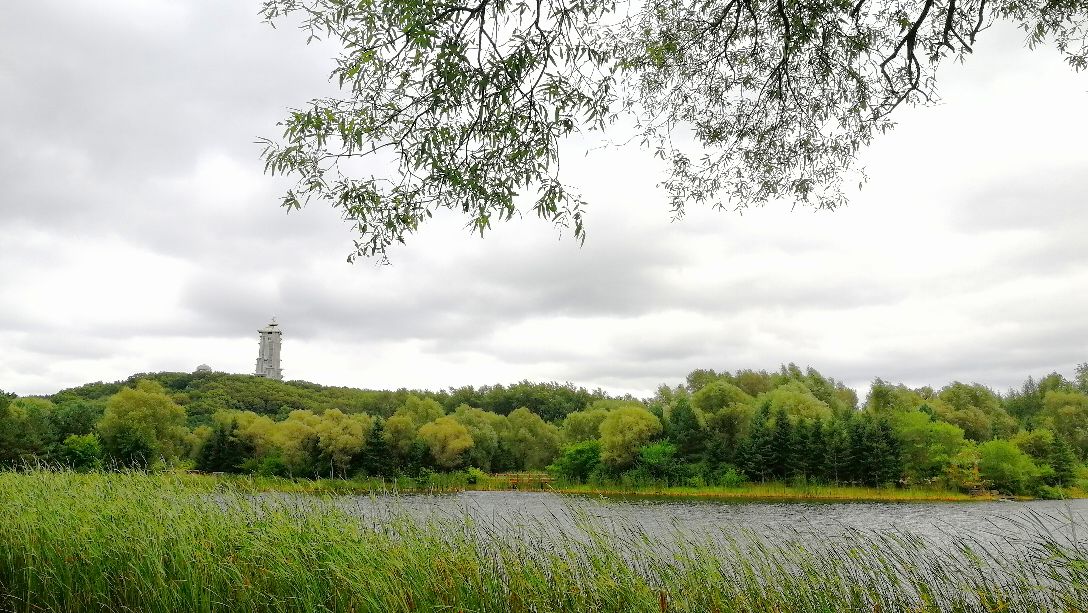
[177,471,1016,502]
[552,482,994,502]
[1,470,1084,613]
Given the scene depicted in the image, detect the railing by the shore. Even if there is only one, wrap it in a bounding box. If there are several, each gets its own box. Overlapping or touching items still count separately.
[490,472,554,490]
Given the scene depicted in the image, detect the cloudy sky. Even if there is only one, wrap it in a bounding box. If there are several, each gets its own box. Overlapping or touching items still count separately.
[2,1,1086,399]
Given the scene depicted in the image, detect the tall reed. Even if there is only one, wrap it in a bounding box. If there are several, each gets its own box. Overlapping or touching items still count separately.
[0,470,1084,612]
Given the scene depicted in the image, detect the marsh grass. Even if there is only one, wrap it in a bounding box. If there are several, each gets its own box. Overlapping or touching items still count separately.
[184,471,990,502]
[553,481,986,502]
[185,471,534,496]
[1,470,1085,612]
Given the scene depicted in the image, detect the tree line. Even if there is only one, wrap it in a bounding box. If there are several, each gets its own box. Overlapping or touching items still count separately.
[1,364,1086,496]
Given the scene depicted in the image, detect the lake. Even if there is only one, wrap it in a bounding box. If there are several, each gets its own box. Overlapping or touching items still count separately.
[326,491,1088,554]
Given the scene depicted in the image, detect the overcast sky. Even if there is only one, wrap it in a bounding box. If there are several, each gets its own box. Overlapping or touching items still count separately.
[1,1,1086,399]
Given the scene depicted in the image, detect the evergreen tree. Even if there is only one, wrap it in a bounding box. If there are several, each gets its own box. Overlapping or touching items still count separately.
[770,407,793,480]
[823,417,852,484]
[1051,435,1077,487]
[703,435,730,471]
[297,433,326,479]
[491,440,516,473]
[549,440,601,483]
[195,420,252,473]
[846,415,872,485]
[667,395,707,463]
[739,407,773,482]
[874,419,903,485]
[808,418,827,481]
[355,419,392,477]
[790,419,812,479]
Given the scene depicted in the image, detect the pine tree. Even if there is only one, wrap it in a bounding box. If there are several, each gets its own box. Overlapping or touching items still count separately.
[823,419,851,485]
[195,426,227,472]
[846,415,873,485]
[667,395,707,463]
[1051,435,1077,487]
[875,419,903,485]
[356,419,392,477]
[790,419,811,479]
[196,420,252,473]
[770,407,793,480]
[703,435,730,470]
[740,407,773,482]
[808,418,827,481]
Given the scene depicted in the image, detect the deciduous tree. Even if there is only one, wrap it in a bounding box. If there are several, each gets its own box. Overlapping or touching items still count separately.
[978,440,1040,494]
[0,397,55,466]
[599,406,663,468]
[259,0,1088,259]
[503,407,562,470]
[98,381,188,467]
[561,407,612,443]
[893,410,968,482]
[549,440,602,482]
[452,405,504,470]
[1040,389,1088,459]
[419,416,475,468]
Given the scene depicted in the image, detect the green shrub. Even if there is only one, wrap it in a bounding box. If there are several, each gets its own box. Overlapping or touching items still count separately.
[1035,484,1066,500]
[978,440,1040,495]
[59,433,103,471]
[715,466,747,488]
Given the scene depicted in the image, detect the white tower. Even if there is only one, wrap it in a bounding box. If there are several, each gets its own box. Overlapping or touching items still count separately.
[255,318,283,380]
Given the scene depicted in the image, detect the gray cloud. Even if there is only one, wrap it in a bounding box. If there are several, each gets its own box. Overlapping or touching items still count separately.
[956,166,1088,233]
[1,6,1086,399]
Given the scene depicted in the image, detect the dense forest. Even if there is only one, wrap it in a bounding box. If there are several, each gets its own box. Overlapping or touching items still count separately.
[2,364,1086,496]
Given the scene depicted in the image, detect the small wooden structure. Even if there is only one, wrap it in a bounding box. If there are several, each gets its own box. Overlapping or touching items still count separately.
[492,473,554,490]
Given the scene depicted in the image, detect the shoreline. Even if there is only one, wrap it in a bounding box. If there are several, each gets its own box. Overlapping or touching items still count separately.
[550,485,997,503]
[191,473,1032,502]
[5,470,1084,612]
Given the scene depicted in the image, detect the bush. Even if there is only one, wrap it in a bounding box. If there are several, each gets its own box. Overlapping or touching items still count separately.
[59,434,102,471]
[549,440,602,483]
[714,466,747,488]
[978,440,1040,495]
[255,454,290,477]
[620,466,657,488]
[1035,484,1066,500]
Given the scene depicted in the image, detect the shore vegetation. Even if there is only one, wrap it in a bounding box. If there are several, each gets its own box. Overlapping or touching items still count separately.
[2,471,1087,612]
[3,363,1087,499]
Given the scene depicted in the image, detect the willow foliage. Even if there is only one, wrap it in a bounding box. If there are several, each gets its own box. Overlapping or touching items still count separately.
[260,0,1088,259]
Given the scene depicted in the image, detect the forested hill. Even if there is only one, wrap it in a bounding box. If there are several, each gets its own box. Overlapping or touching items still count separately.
[3,364,1087,497]
[46,371,616,425]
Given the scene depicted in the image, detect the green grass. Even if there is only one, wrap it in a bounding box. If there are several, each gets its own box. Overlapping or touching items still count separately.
[174,471,547,496]
[553,481,990,502]
[1,470,1086,612]
[185,471,993,502]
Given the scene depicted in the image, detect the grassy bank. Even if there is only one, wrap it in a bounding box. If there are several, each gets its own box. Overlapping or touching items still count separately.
[553,481,991,502]
[187,472,996,502]
[2,470,1086,612]
[171,472,1000,500]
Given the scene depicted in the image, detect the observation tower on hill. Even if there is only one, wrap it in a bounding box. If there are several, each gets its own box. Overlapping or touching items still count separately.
[255,317,282,380]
